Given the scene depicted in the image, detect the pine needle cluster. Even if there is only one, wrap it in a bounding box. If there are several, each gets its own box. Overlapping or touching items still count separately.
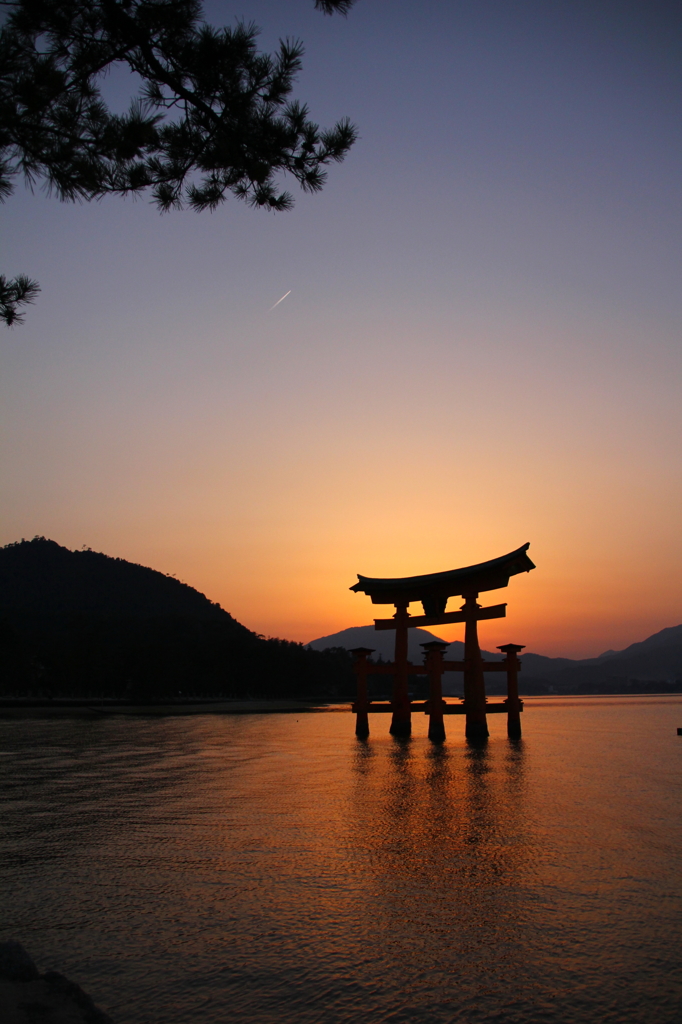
[0,0,358,323]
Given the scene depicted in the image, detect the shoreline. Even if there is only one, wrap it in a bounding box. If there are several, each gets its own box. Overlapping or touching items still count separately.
[0,699,345,718]
[1,693,680,718]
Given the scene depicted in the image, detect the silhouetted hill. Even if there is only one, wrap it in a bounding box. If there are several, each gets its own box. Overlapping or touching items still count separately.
[0,538,353,701]
[0,537,244,625]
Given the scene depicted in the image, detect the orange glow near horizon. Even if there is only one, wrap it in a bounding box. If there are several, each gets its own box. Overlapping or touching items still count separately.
[62,492,679,659]
[3,381,680,660]
[89,405,677,660]
[4,331,679,661]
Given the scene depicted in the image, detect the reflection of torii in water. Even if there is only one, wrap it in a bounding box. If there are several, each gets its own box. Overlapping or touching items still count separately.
[349,543,536,741]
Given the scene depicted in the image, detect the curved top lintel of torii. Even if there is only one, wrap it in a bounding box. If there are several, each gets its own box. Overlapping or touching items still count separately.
[350,543,535,609]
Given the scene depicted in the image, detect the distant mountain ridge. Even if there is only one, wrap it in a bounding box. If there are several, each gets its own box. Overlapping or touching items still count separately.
[308,623,682,694]
[307,624,504,697]
[518,625,682,692]
[308,624,498,664]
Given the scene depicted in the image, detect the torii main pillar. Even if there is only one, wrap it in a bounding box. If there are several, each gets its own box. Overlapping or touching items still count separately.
[390,602,412,736]
[462,591,489,740]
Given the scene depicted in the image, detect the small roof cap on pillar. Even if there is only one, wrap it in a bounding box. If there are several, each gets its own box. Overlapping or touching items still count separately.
[349,646,376,656]
[497,643,526,652]
[420,641,449,651]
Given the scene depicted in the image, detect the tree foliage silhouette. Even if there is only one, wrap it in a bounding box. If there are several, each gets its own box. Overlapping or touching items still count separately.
[0,273,40,325]
[0,0,359,324]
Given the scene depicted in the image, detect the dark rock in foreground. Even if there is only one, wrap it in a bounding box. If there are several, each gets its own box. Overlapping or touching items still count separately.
[0,941,113,1024]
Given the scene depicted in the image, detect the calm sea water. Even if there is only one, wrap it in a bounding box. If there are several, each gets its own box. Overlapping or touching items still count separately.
[1,698,681,1024]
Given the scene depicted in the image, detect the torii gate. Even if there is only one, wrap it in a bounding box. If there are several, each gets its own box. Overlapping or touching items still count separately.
[349,543,535,741]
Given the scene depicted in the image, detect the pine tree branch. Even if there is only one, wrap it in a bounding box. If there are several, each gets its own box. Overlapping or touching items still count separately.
[0,274,40,325]
[1,0,360,323]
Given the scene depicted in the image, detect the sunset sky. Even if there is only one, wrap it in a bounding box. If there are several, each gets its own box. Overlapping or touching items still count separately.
[2,0,680,657]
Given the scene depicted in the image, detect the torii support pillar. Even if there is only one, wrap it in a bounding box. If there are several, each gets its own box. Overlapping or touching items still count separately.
[350,647,374,738]
[422,641,447,743]
[463,591,489,741]
[498,643,524,739]
[390,602,412,737]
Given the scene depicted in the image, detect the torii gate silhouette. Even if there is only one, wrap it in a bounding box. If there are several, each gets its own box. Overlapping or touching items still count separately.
[349,543,535,741]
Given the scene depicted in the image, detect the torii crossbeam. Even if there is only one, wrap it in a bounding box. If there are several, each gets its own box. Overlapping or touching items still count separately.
[349,543,535,740]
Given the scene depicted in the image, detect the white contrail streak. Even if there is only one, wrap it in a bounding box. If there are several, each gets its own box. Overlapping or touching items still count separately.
[269,290,291,311]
